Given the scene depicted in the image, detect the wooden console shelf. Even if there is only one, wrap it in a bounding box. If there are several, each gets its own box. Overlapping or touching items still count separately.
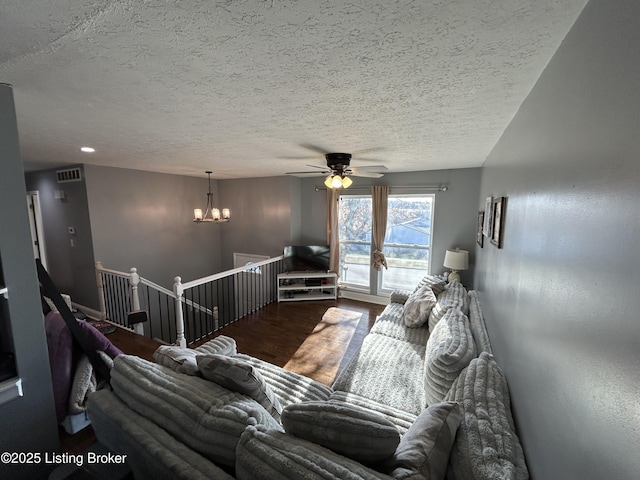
[277,272,338,302]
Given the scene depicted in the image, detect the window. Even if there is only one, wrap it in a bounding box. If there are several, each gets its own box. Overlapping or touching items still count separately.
[338,193,433,295]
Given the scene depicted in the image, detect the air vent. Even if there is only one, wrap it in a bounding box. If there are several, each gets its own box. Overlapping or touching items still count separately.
[56,168,82,183]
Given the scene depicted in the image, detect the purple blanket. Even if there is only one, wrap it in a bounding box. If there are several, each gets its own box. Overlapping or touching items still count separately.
[44,311,122,422]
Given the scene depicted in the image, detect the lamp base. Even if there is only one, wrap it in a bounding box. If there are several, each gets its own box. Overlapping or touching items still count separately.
[447,270,461,282]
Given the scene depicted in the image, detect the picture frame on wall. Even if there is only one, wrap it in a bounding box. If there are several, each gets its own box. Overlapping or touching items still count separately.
[490,197,506,248]
[477,211,484,247]
[482,196,493,237]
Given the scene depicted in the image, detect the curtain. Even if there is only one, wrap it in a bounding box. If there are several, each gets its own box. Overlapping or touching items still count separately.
[371,185,388,270]
[326,188,340,274]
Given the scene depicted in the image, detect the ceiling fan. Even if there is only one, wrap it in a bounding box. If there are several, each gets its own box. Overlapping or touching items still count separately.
[285,146,388,189]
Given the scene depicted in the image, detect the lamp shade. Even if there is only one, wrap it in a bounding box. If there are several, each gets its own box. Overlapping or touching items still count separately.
[443,249,469,271]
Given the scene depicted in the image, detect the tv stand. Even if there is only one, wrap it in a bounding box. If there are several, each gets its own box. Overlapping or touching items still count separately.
[277,271,338,302]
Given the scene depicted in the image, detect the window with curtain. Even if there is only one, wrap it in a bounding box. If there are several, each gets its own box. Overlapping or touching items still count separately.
[338,193,433,294]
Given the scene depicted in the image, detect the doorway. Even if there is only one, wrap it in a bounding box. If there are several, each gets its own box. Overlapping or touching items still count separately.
[26,192,48,270]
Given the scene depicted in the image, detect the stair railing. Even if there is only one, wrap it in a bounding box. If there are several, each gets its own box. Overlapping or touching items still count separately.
[96,256,285,346]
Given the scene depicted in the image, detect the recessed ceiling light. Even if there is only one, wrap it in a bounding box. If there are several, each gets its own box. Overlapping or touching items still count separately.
[80,146,95,153]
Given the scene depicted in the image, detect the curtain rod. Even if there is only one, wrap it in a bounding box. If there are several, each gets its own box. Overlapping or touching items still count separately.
[314,185,448,192]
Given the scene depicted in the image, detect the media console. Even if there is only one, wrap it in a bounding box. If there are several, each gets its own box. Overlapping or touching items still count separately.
[277,271,338,302]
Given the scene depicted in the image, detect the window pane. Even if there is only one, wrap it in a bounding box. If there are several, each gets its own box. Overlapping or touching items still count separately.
[339,196,371,289]
[380,195,433,291]
[380,247,430,290]
[340,242,370,288]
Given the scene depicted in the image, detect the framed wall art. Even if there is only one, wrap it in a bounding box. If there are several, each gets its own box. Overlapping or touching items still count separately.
[490,197,506,248]
[477,211,484,247]
[482,196,493,237]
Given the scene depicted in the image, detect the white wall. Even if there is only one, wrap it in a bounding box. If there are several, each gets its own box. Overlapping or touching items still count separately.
[475,1,640,478]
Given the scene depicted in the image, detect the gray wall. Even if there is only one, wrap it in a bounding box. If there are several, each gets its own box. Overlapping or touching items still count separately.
[84,165,223,290]
[0,84,59,478]
[218,176,304,270]
[25,166,98,307]
[474,1,640,479]
[299,168,482,286]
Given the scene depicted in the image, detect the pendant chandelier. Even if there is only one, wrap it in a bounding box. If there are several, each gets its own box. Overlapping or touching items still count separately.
[193,171,230,223]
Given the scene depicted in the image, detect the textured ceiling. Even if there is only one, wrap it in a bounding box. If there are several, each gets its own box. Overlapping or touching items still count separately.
[0,0,587,179]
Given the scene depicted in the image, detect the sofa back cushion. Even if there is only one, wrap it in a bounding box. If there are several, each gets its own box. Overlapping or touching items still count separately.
[444,352,529,480]
[428,280,469,331]
[281,401,400,464]
[424,308,477,406]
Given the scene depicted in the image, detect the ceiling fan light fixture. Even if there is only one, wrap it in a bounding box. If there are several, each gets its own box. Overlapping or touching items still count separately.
[325,173,353,189]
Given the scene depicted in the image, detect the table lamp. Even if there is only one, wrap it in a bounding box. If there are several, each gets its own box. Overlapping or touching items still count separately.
[443,248,469,282]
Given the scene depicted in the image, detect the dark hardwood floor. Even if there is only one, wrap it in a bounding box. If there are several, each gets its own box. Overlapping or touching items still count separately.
[61,298,385,453]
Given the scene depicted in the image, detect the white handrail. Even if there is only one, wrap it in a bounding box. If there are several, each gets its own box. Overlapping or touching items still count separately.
[181,255,285,290]
[97,255,285,346]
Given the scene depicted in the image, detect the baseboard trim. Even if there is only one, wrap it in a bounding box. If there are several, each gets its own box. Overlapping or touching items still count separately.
[339,289,389,305]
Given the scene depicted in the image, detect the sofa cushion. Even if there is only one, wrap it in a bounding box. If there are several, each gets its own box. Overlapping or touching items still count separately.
[428,280,469,331]
[193,335,238,357]
[413,275,447,296]
[197,354,282,421]
[281,401,401,464]
[404,284,438,328]
[382,402,461,480]
[109,355,281,468]
[444,352,529,480]
[236,425,394,480]
[332,334,427,416]
[329,391,418,435]
[424,308,477,406]
[369,303,431,346]
[88,390,234,480]
[153,345,200,375]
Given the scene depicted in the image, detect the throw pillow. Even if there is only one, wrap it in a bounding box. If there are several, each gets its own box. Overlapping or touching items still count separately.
[404,284,438,328]
[153,345,200,375]
[196,354,283,421]
[193,335,238,356]
[428,280,469,331]
[413,276,446,296]
[424,308,477,406]
[382,402,461,480]
[281,401,401,464]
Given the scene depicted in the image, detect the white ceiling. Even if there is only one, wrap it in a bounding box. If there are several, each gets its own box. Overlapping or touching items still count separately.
[0,0,587,179]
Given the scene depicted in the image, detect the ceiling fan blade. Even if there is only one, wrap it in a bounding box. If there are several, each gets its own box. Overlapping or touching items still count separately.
[351,147,386,155]
[299,143,331,155]
[305,164,330,170]
[350,165,388,172]
[278,155,319,160]
[285,170,327,175]
[349,171,385,178]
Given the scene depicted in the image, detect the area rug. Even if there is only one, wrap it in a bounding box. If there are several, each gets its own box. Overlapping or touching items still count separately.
[284,307,363,386]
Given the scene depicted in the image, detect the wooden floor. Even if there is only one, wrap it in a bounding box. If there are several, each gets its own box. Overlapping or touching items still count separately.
[61,298,385,453]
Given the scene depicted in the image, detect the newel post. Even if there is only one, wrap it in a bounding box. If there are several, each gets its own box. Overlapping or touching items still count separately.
[129,267,143,335]
[95,261,107,321]
[173,276,187,348]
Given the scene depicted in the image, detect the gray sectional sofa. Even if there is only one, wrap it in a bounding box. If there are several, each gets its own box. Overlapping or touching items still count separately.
[87,277,529,480]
